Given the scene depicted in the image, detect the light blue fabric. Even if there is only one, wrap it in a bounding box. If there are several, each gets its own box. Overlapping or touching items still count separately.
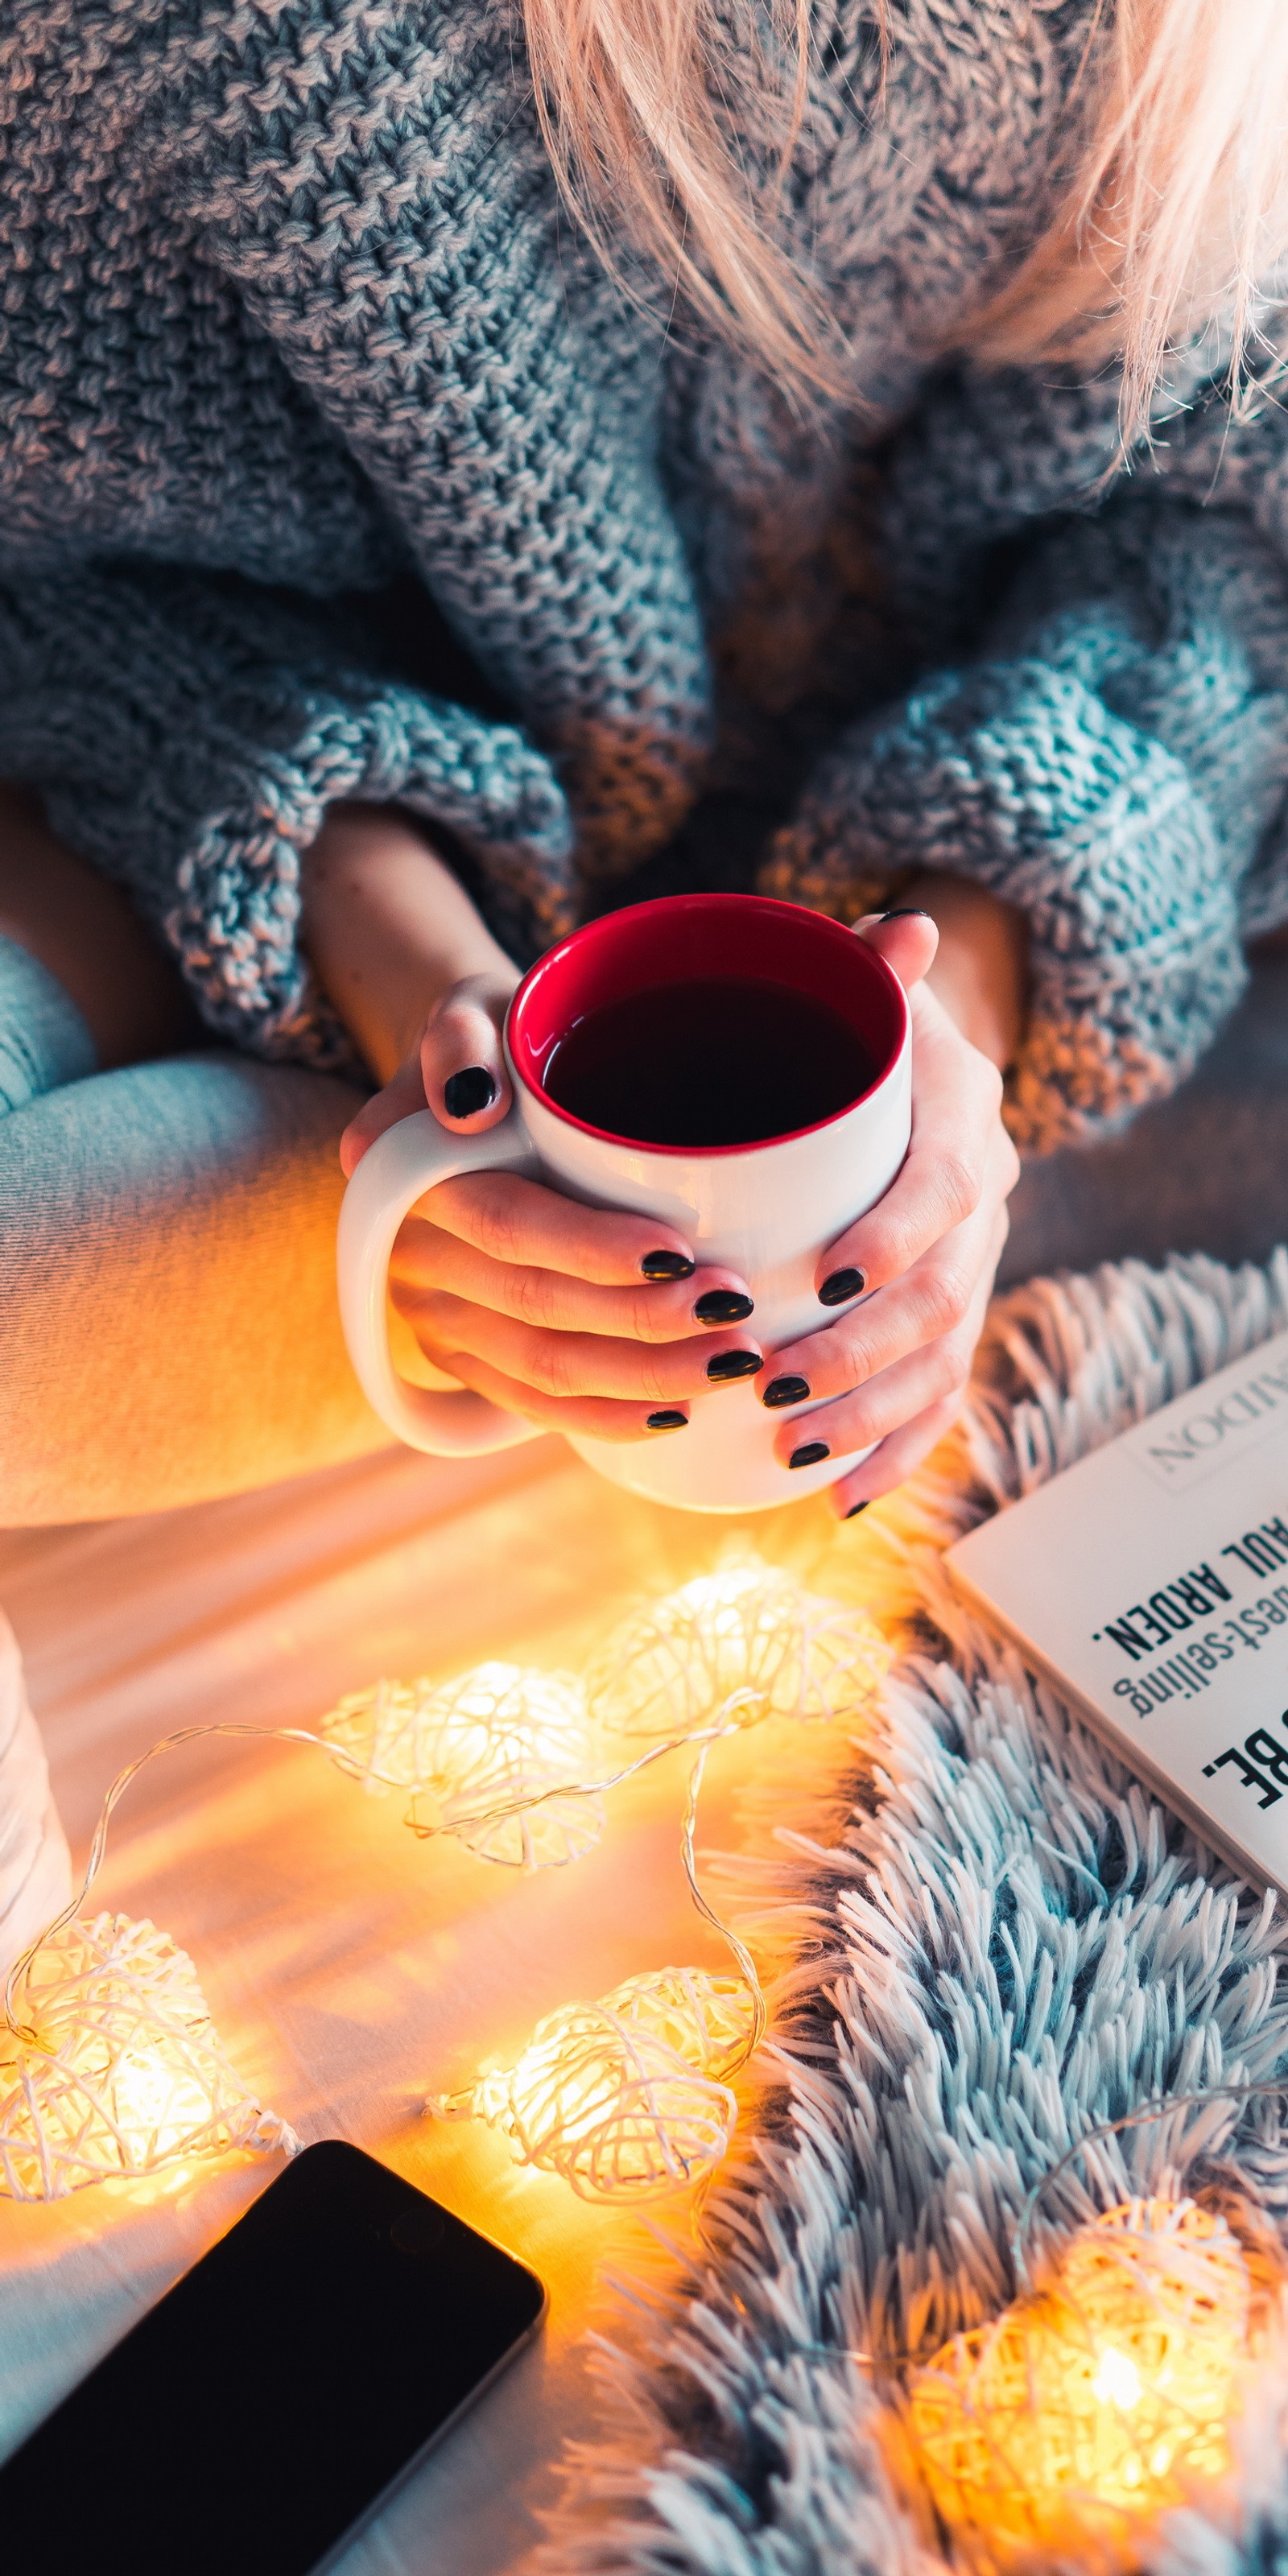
[541,1250,1288,2576]
[768,496,1288,1147]
[5,0,1288,1152]
[0,1032,379,1525]
[0,935,95,1116]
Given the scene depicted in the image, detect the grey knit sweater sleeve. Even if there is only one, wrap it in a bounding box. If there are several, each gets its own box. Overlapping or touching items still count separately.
[0,567,572,1061]
[766,492,1288,1151]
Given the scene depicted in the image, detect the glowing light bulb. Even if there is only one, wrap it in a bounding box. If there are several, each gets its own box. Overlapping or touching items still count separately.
[321,1664,602,1868]
[428,1967,757,2199]
[109,2046,213,2160]
[1092,2347,1141,2410]
[585,1558,890,1742]
[0,1915,298,2201]
[909,2199,1251,2561]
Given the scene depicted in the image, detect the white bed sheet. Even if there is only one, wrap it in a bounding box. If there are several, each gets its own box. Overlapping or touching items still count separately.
[0,1439,798,2573]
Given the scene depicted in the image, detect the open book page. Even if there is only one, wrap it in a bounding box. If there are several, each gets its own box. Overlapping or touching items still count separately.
[946,1331,1288,1892]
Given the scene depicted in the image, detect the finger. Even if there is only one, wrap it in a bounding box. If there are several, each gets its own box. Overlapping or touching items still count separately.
[390,1216,755,1344]
[767,1131,1013,1404]
[769,1317,976,1474]
[440,1348,697,1446]
[341,1051,427,1177]
[770,1240,997,1473]
[828,1392,966,1518]
[402,1285,763,1402]
[420,975,514,1133]
[855,907,939,991]
[769,1217,985,1406]
[812,985,1013,1307]
[411,1166,713,1291]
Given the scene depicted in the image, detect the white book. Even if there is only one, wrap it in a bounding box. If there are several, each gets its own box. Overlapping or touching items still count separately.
[945,1328,1288,1893]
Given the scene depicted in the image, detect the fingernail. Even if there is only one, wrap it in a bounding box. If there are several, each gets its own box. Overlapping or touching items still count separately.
[694,1289,754,1325]
[844,1498,871,1519]
[762,1374,811,1409]
[444,1066,497,1119]
[880,907,934,920]
[819,1266,865,1307]
[706,1349,763,1384]
[641,1249,696,1281]
[789,1439,831,1470]
[646,1408,688,1431]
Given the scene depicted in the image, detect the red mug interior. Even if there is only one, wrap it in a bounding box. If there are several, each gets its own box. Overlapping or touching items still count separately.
[506,893,907,1154]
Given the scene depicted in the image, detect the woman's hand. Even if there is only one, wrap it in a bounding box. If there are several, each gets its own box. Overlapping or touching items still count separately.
[765,898,1023,1517]
[340,970,767,1445]
[312,805,1024,1480]
[313,811,764,1445]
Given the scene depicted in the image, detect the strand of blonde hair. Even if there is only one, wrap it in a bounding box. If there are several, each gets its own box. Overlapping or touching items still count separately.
[522,0,1288,440]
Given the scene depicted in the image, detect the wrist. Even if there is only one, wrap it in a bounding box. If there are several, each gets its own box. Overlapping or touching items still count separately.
[301,802,517,1081]
[896,871,1029,1071]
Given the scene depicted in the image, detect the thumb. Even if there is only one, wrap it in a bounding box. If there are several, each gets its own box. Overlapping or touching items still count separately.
[340,1048,429,1176]
[854,906,939,992]
[419,972,514,1133]
[339,972,516,1178]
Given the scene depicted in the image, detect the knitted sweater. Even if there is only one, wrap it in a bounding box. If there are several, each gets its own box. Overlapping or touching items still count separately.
[4,0,1288,1147]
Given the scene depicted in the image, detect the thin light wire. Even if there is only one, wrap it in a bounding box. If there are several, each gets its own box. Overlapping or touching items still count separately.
[2,1720,378,2046]
[1009,2074,1288,2284]
[411,1699,770,2067]
[3,1689,772,2050]
[679,1737,768,2073]
[774,2076,1288,2381]
[402,1687,761,1845]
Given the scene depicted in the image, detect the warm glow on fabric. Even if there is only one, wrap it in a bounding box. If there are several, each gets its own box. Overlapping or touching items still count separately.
[416,1559,890,2197]
[0,1915,299,2201]
[0,1554,890,2204]
[584,1559,891,1741]
[909,2198,1251,2563]
[320,1662,602,1868]
[429,1967,756,2199]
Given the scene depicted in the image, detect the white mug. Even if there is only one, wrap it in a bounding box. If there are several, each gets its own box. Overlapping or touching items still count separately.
[337,894,911,1513]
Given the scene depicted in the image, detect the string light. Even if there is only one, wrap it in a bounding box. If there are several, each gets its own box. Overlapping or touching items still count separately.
[417,1563,891,2195]
[0,1914,299,2201]
[908,2198,1253,2563]
[320,1663,603,1869]
[584,1558,890,1742]
[428,1967,756,2199]
[0,1554,892,2205]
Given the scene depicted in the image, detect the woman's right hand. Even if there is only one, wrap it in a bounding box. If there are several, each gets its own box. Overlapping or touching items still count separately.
[339,972,764,1445]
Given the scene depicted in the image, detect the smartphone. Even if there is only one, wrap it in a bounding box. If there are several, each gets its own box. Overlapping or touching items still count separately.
[0,2140,545,2575]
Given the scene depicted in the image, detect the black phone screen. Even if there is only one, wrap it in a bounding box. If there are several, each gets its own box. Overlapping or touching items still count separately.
[0,2140,546,2576]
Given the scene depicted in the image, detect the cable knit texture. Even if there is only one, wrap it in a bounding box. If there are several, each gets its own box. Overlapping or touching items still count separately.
[766,497,1288,1146]
[3,0,1288,1125]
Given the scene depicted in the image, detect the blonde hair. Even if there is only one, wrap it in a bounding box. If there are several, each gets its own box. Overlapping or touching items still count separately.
[522,0,1288,441]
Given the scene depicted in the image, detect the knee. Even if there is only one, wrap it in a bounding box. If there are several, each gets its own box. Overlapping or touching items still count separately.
[0,933,96,1116]
[0,1053,386,1522]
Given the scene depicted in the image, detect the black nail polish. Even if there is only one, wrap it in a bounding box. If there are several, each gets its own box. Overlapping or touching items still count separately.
[706,1349,763,1384]
[444,1065,497,1120]
[844,1498,871,1519]
[762,1374,811,1409]
[819,1265,866,1307]
[789,1439,831,1470]
[694,1289,754,1325]
[641,1249,696,1282]
[646,1408,688,1430]
[880,907,934,920]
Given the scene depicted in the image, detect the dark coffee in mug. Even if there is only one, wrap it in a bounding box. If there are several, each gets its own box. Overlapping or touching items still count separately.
[340,892,912,1508]
[540,975,876,1148]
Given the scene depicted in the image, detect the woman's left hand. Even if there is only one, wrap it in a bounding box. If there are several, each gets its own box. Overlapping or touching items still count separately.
[762,905,1022,1517]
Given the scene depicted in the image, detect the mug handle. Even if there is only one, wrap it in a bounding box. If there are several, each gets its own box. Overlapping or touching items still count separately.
[336,1104,545,1457]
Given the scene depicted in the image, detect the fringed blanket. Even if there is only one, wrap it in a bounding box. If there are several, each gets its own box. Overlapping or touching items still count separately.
[540,1249,1288,2576]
